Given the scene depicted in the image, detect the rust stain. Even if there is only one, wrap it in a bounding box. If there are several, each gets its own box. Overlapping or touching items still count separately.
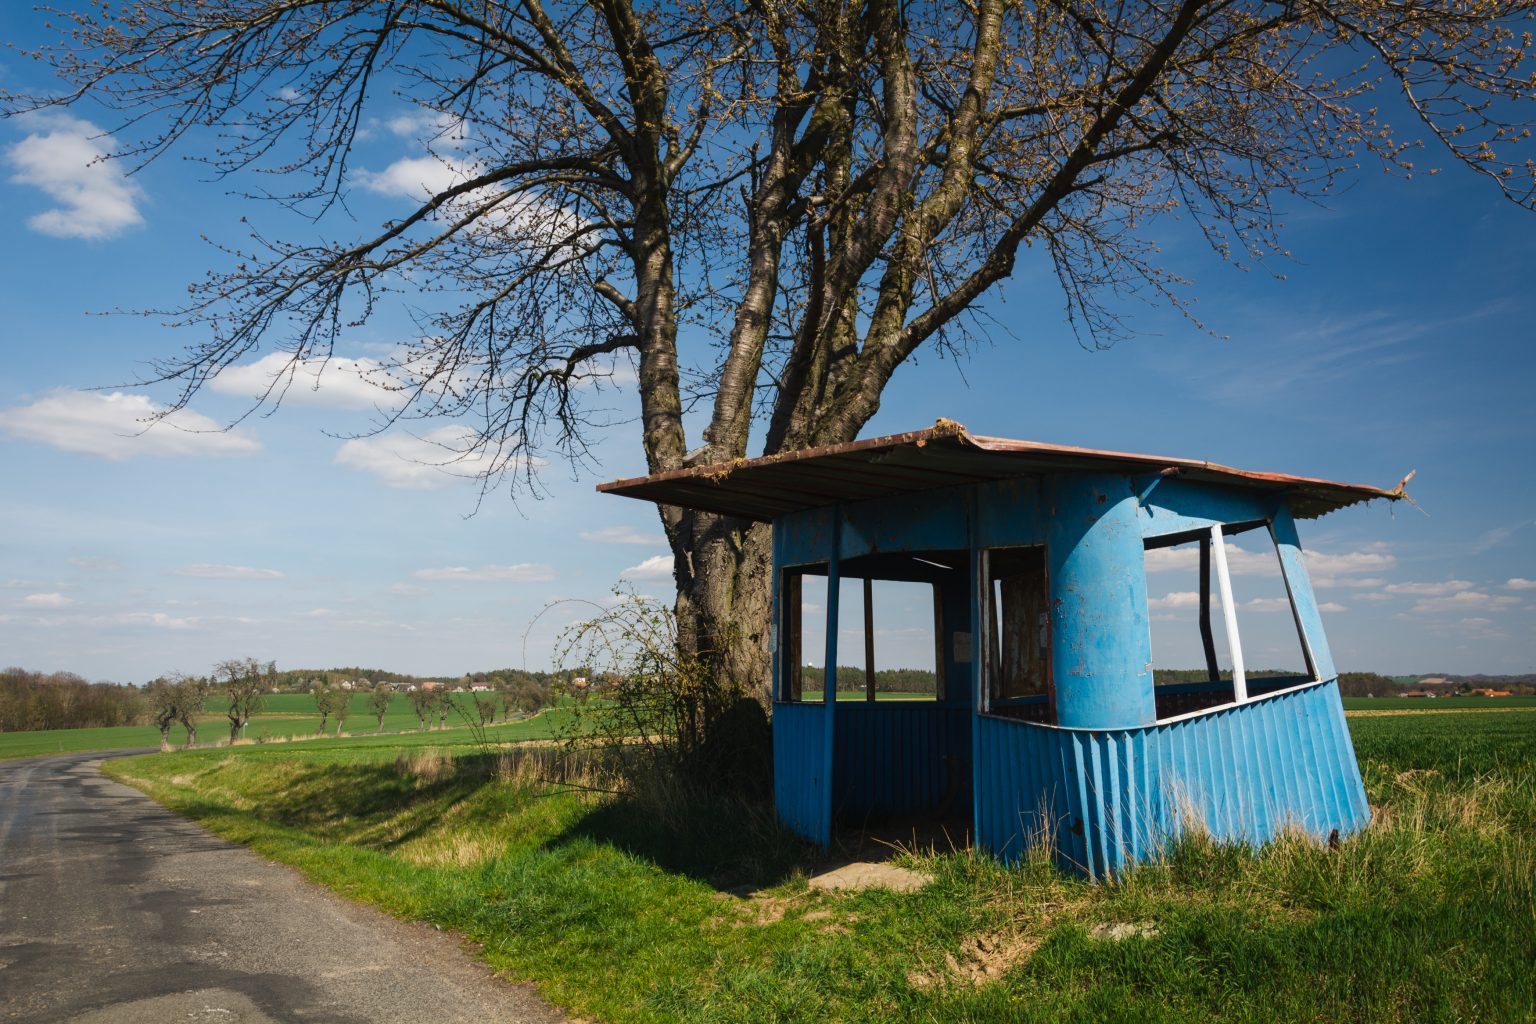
[596,418,1408,523]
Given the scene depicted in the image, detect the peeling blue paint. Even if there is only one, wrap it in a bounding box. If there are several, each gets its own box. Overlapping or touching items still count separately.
[766,466,1371,877]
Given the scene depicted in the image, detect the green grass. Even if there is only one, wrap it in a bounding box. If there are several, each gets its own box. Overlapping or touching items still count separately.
[0,693,568,761]
[103,707,1536,1023]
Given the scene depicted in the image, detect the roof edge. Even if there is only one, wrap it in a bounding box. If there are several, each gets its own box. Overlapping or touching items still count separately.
[595,418,1409,516]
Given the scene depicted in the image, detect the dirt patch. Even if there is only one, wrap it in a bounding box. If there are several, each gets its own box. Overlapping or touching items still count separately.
[807,862,931,893]
[707,891,796,928]
[908,931,1041,989]
[1089,920,1159,941]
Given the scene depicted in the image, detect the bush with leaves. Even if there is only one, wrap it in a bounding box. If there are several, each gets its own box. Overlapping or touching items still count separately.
[556,591,769,797]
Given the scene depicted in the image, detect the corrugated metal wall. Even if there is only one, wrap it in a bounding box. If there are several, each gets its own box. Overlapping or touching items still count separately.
[832,704,971,816]
[974,679,1370,878]
[773,701,831,845]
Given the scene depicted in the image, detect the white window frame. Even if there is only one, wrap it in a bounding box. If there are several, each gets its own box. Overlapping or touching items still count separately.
[1144,519,1330,725]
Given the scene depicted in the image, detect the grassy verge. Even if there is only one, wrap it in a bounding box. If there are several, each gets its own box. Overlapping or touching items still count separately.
[102,709,1535,1023]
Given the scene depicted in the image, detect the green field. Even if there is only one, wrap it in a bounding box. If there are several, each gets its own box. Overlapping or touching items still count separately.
[101,705,1535,1023]
[0,692,565,761]
[8,691,1529,762]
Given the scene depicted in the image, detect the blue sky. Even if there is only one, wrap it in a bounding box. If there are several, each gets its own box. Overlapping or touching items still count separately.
[2,11,1533,682]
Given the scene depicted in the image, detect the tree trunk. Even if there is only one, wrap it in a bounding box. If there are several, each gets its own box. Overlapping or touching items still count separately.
[159,723,171,752]
[183,720,197,748]
[675,515,775,704]
[670,412,871,707]
[228,715,241,744]
[317,712,328,736]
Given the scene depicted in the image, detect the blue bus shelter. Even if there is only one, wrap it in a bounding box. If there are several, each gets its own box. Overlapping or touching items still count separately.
[600,421,1405,877]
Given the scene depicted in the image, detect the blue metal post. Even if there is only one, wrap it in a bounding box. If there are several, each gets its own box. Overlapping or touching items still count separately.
[819,507,841,844]
[1270,503,1336,680]
[1046,473,1156,729]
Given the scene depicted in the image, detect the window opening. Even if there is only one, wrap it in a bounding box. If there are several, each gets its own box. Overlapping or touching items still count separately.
[1144,521,1317,720]
[779,566,827,703]
[983,546,1052,722]
[834,576,941,701]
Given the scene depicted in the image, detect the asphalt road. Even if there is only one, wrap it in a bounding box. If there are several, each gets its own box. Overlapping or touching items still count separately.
[0,751,564,1023]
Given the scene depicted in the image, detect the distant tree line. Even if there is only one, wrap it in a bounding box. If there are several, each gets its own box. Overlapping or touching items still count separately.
[799,666,938,693]
[272,666,420,691]
[0,668,146,731]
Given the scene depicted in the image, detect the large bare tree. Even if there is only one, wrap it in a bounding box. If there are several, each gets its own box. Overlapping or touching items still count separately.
[9,1,1534,690]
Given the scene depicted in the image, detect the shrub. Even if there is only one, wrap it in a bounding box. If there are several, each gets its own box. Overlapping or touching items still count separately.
[555,590,770,797]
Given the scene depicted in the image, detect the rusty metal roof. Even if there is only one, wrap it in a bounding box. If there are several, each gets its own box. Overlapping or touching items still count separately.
[596,420,1408,522]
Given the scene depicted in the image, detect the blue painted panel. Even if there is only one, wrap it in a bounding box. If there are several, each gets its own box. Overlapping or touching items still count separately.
[1045,474,1156,730]
[975,679,1370,878]
[1270,506,1337,679]
[974,477,1045,549]
[774,702,832,845]
[779,506,836,567]
[832,704,971,815]
[1137,479,1276,541]
[840,486,968,557]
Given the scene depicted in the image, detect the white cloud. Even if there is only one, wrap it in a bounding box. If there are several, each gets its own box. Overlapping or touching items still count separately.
[413,564,555,583]
[335,427,522,490]
[1305,545,1398,588]
[1471,519,1533,555]
[23,592,73,608]
[1147,591,1201,611]
[358,154,471,198]
[580,526,666,546]
[1318,602,1348,613]
[0,390,260,461]
[1408,590,1520,614]
[304,608,335,618]
[384,110,470,146]
[1146,541,1395,591]
[105,611,197,630]
[1385,580,1476,597]
[68,556,122,572]
[1144,543,1278,576]
[209,352,400,411]
[6,113,145,239]
[173,564,285,580]
[621,555,674,582]
[1238,597,1292,613]
[1507,578,1536,591]
[358,152,586,248]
